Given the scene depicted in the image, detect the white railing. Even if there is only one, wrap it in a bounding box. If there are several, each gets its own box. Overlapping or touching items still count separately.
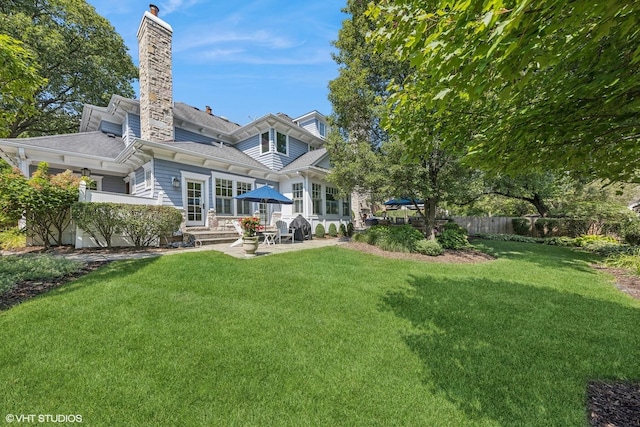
[78,181,163,205]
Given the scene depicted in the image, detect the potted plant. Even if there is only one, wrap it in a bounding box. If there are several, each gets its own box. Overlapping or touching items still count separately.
[240,216,261,256]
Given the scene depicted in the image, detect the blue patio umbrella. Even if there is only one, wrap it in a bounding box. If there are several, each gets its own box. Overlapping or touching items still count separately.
[234,186,293,229]
[234,185,293,205]
[384,198,423,207]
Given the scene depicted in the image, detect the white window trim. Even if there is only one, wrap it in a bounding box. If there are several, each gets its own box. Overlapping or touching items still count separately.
[212,172,256,216]
[260,130,271,154]
[180,170,210,214]
[276,131,289,156]
[74,173,103,191]
[126,172,136,194]
[143,161,153,193]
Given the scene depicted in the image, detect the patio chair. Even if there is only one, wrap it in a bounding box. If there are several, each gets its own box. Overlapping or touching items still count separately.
[275,220,294,244]
[230,220,244,247]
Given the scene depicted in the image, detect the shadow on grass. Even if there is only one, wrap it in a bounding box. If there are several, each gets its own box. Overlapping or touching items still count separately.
[473,240,601,274]
[382,274,640,426]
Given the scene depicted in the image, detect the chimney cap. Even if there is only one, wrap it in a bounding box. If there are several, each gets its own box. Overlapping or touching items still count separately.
[149,4,159,16]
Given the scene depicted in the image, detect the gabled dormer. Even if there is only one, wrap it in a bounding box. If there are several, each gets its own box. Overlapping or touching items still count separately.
[293,111,328,140]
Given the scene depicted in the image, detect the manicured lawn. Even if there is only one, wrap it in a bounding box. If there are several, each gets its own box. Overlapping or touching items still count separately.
[1,241,639,426]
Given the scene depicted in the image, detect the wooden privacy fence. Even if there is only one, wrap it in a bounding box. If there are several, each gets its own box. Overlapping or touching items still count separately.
[451,216,516,235]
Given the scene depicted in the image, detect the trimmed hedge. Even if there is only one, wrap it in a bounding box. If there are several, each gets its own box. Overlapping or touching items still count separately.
[72,203,183,247]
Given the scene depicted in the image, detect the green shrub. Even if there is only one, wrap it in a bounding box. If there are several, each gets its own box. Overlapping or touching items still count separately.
[0,227,26,250]
[364,225,389,246]
[437,229,469,250]
[542,236,576,246]
[474,233,541,243]
[315,224,325,238]
[346,222,355,237]
[338,223,347,237]
[377,225,424,253]
[442,221,467,234]
[72,202,123,247]
[120,205,183,247]
[415,239,444,256]
[573,234,617,247]
[328,223,338,237]
[605,248,640,274]
[512,218,531,236]
[352,231,366,242]
[620,219,640,245]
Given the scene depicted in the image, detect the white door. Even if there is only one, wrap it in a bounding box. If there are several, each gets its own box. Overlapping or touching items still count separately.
[185,180,205,227]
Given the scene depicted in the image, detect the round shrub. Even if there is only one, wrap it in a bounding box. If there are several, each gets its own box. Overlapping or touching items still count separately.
[346,222,355,237]
[415,239,444,256]
[437,229,469,250]
[442,221,467,234]
[376,225,424,253]
[338,223,347,237]
[315,223,325,238]
[328,223,338,237]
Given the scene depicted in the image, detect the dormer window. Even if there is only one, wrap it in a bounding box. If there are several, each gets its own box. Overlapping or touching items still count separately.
[276,132,288,155]
[261,131,270,154]
[319,122,326,138]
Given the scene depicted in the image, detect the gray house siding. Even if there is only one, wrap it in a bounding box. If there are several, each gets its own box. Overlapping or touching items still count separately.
[128,114,141,138]
[175,127,215,144]
[101,175,125,193]
[99,121,122,136]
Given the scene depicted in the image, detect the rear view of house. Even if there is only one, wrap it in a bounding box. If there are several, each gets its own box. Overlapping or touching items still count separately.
[0,5,351,247]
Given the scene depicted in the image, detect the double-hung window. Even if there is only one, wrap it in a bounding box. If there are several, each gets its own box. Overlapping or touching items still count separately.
[236,182,253,216]
[342,196,350,217]
[326,186,339,215]
[292,183,303,214]
[276,132,288,155]
[312,183,322,215]
[261,131,270,154]
[215,178,233,215]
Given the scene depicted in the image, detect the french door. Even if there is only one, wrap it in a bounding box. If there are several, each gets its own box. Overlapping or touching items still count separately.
[185,179,205,226]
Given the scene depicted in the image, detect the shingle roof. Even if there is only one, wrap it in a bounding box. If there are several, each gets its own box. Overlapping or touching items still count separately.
[0,131,125,159]
[173,102,241,134]
[155,141,270,170]
[280,148,328,172]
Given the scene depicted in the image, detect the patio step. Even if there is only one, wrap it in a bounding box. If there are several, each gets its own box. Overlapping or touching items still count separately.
[184,229,240,246]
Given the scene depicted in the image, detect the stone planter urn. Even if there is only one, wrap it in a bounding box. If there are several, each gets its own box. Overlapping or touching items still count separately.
[242,236,259,257]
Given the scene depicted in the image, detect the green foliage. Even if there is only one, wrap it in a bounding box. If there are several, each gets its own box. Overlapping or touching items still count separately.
[72,203,123,248]
[0,163,81,247]
[328,223,338,237]
[119,205,183,247]
[0,227,26,250]
[377,225,424,253]
[0,254,82,293]
[534,218,561,238]
[415,239,444,256]
[0,34,46,137]
[0,0,137,137]
[512,218,531,236]
[442,221,467,234]
[474,233,543,244]
[367,0,640,182]
[437,229,469,250]
[605,248,640,274]
[315,224,325,238]
[338,223,347,237]
[346,222,355,237]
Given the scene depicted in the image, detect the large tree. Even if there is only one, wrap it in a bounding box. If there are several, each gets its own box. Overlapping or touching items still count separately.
[0,34,46,138]
[328,0,483,237]
[367,0,640,182]
[0,0,138,138]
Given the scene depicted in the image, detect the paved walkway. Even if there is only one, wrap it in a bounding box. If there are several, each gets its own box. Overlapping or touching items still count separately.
[53,237,350,262]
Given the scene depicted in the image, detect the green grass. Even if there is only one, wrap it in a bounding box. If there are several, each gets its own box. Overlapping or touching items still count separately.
[1,241,639,426]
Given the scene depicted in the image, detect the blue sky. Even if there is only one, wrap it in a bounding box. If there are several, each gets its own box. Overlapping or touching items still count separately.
[86,1,347,125]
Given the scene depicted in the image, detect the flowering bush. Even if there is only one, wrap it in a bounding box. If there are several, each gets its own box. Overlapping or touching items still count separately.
[240,216,262,237]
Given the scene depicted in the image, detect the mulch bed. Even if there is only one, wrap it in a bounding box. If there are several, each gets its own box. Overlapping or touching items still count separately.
[0,260,110,311]
[588,381,640,426]
[1,245,639,424]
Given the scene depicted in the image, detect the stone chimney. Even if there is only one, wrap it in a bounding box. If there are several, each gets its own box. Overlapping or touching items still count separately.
[137,4,174,142]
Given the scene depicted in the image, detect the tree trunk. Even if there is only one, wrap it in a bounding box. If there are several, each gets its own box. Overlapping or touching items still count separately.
[531,193,550,218]
[424,198,437,240]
